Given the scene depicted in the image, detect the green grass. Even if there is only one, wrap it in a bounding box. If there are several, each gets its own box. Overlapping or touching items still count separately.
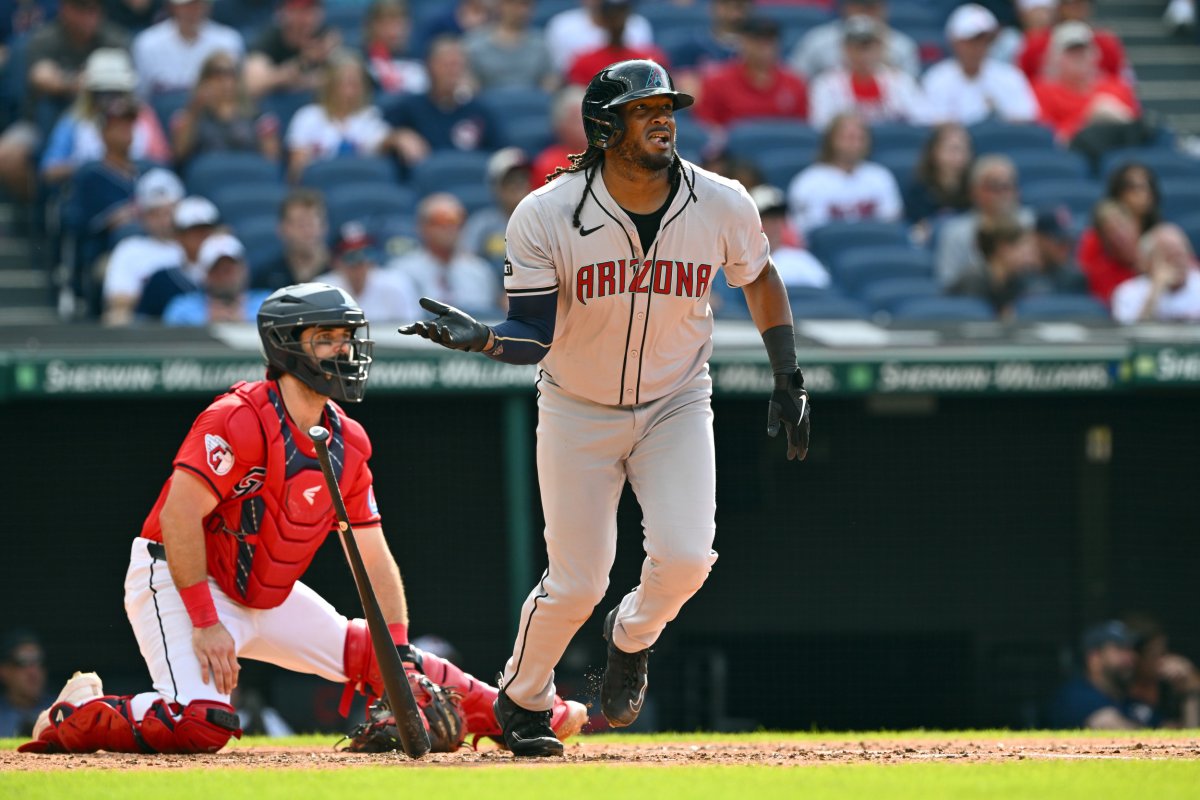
[2,761,1199,800]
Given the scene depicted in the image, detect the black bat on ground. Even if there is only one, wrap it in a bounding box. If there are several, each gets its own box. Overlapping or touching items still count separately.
[309,425,431,759]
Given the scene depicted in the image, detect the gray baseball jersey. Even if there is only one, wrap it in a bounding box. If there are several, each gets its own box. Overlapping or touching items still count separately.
[502,161,771,406]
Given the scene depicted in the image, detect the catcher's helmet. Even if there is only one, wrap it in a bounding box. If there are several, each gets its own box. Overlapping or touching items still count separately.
[582,59,694,151]
[257,282,374,403]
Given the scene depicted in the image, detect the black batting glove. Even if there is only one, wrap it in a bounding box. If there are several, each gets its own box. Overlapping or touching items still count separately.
[398,297,492,352]
[767,369,810,462]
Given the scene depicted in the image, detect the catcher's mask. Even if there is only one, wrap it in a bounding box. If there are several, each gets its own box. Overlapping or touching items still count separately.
[257,282,374,403]
[582,59,694,151]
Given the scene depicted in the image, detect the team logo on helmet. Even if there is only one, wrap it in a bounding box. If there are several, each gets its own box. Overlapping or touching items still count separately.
[205,434,234,476]
[645,69,664,89]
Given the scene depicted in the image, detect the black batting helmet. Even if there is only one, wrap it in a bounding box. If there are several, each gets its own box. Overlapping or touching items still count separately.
[582,59,694,151]
[257,283,374,403]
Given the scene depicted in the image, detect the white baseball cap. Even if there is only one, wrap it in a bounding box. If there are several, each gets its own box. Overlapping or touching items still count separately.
[945,3,999,41]
[487,147,531,185]
[136,169,185,209]
[1050,20,1095,54]
[85,48,137,92]
[173,196,220,229]
[1017,0,1056,11]
[197,233,246,272]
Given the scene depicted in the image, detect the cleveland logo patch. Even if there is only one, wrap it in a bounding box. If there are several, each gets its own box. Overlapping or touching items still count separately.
[205,434,234,476]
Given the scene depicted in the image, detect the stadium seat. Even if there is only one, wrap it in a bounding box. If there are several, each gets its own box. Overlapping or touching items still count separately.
[888,4,941,31]
[968,122,1057,155]
[906,26,947,66]
[231,214,279,243]
[639,3,707,38]
[299,156,399,192]
[758,147,814,190]
[869,123,928,153]
[1013,294,1109,321]
[111,221,145,246]
[1020,179,1102,223]
[1158,178,1200,222]
[410,151,492,197]
[326,182,418,230]
[260,89,316,133]
[725,119,819,160]
[150,89,190,134]
[833,245,934,295]
[185,152,282,200]
[211,183,289,227]
[1099,148,1200,181]
[446,183,495,215]
[1010,149,1090,185]
[756,4,833,32]
[871,148,919,193]
[807,221,910,267]
[532,0,578,28]
[675,122,713,163]
[324,5,366,50]
[860,276,942,313]
[478,86,553,120]
[241,227,285,278]
[789,296,873,320]
[496,112,554,151]
[891,296,995,321]
[1171,211,1200,254]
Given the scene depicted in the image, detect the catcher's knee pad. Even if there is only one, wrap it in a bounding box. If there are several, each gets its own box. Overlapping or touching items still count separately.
[33,696,144,753]
[139,699,242,754]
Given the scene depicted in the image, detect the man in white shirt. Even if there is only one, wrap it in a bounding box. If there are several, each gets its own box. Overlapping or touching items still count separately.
[102,168,186,325]
[1112,224,1200,323]
[131,0,244,97]
[316,222,421,323]
[789,0,919,79]
[751,185,830,288]
[921,4,1039,126]
[390,193,502,318]
[544,0,654,75]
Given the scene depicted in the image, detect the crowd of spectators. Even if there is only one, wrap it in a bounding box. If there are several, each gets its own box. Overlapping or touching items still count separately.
[1,0,1199,326]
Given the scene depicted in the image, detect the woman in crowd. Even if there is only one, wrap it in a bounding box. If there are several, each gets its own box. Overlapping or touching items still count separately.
[171,50,282,169]
[905,122,974,242]
[362,0,428,97]
[1106,161,1161,235]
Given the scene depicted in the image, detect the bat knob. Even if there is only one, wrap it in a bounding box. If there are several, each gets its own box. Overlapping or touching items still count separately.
[308,425,330,444]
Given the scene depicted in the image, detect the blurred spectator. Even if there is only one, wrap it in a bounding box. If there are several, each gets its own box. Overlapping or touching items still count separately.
[40,47,171,186]
[130,0,244,97]
[787,112,902,234]
[170,50,282,168]
[0,0,129,200]
[315,221,420,321]
[391,192,502,317]
[905,122,973,238]
[1016,0,1057,39]
[253,187,330,289]
[1123,614,1200,728]
[384,35,499,166]
[1163,0,1196,34]
[788,0,919,80]
[102,167,186,325]
[363,0,428,97]
[750,184,830,289]
[921,4,1039,126]
[935,154,1033,289]
[530,85,587,189]
[103,0,166,34]
[667,0,752,97]
[701,150,763,190]
[1030,205,1089,293]
[1078,199,1140,303]
[285,50,391,182]
[950,214,1039,318]
[465,0,555,91]
[808,15,927,130]
[163,232,269,323]
[414,0,491,46]
[545,0,654,76]
[244,0,341,97]
[693,17,808,129]
[565,0,668,86]
[1106,161,1161,234]
[0,630,53,739]
[1048,620,1156,729]
[462,147,533,270]
[134,194,220,317]
[1033,22,1140,147]
[1111,223,1200,323]
[1019,0,1129,82]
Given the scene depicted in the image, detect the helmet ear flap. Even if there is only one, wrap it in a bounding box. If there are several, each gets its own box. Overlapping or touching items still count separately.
[585,107,625,151]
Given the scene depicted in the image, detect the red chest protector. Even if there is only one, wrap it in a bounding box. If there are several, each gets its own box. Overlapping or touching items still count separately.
[204,381,365,608]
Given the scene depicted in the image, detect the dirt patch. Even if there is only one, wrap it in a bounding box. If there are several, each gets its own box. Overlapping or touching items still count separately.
[4,737,1200,772]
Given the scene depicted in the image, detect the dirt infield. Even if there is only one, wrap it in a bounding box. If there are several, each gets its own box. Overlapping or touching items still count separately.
[4,736,1199,771]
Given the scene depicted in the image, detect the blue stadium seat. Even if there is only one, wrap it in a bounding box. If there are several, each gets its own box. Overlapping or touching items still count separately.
[411,151,492,197]
[241,227,285,278]
[211,183,289,227]
[231,214,279,243]
[210,0,273,41]
[833,245,934,295]
[758,147,814,190]
[300,156,399,192]
[150,89,190,134]
[1157,178,1200,221]
[711,280,752,320]
[891,296,995,321]
[1010,149,1090,185]
[447,183,495,215]
[260,90,316,134]
[675,122,713,163]
[756,4,833,32]
[496,112,554,151]
[906,26,948,66]
[860,276,941,313]
[807,221,910,267]
[1013,294,1109,321]
[789,296,873,320]
[869,123,928,153]
[326,182,418,230]
[639,3,707,38]
[968,122,1057,155]
[871,148,919,193]
[725,119,819,160]
[888,4,941,31]
[1021,179,1102,223]
[324,5,366,50]
[532,0,578,28]
[185,152,281,200]
[1171,211,1200,254]
[1099,148,1200,181]
[478,86,553,119]
[111,221,145,246]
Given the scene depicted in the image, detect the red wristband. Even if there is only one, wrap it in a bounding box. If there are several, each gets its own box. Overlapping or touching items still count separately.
[388,622,409,646]
[178,581,219,629]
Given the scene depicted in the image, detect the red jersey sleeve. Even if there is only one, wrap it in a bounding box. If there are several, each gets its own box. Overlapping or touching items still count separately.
[172,402,267,502]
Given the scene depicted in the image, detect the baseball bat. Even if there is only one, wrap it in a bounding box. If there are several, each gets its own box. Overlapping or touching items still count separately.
[308,425,431,759]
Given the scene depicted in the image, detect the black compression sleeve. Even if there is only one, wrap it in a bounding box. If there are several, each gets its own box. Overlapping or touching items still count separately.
[485,291,557,365]
[761,325,799,378]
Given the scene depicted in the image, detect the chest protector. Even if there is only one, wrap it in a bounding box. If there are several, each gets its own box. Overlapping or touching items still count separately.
[204,381,365,608]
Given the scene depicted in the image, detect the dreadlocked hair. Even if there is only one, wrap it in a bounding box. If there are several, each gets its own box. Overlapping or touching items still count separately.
[549,147,696,230]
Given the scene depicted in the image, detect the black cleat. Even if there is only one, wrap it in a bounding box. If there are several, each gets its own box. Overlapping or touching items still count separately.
[600,607,650,728]
[493,688,564,758]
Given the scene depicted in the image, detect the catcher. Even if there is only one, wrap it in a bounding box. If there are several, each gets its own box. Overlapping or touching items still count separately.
[20,284,585,755]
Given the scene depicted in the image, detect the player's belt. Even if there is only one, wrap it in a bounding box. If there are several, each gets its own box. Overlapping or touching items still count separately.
[146,541,167,560]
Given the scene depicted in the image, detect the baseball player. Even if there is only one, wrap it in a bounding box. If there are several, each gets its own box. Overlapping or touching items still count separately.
[20,283,585,755]
[399,60,811,757]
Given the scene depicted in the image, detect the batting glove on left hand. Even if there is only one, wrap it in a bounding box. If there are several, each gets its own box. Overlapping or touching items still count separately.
[767,369,810,462]
[398,297,492,352]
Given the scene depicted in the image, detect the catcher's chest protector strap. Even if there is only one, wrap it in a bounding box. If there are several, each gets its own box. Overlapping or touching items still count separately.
[18,697,241,754]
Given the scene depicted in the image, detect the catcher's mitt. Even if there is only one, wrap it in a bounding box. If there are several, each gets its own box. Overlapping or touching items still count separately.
[343,674,466,753]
